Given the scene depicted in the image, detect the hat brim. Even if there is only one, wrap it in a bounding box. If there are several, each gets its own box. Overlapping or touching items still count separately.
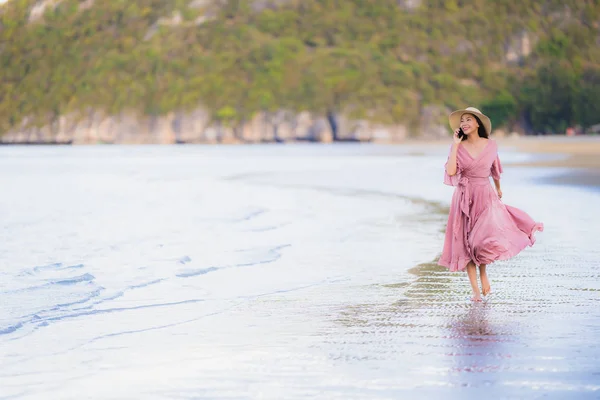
[449,109,492,136]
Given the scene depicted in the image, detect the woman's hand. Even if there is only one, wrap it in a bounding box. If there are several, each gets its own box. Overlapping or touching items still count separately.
[497,188,503,199]
[452,128,462,145]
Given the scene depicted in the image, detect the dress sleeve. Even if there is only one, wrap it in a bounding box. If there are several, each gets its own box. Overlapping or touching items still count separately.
[444,145,461,186]
[491,148,503,180]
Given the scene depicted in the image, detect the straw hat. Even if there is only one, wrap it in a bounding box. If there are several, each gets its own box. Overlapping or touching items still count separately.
[448,107,492,136]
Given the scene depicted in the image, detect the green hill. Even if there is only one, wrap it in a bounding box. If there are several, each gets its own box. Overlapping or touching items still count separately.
[1,0,600,142]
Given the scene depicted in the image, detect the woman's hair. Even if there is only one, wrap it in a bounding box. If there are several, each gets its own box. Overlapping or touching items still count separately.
[461,113,489,141]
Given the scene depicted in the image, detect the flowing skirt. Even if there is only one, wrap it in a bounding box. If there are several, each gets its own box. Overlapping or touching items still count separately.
[438,183,543,272]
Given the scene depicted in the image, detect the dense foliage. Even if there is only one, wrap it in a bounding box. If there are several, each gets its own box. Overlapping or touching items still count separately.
[1,0,600,135]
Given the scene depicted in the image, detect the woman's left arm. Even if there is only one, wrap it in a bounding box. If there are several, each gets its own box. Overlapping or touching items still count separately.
[493,178,502,199]
[491,141,503,199]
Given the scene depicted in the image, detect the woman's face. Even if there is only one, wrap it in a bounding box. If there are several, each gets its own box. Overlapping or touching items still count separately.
[460,113,479,136]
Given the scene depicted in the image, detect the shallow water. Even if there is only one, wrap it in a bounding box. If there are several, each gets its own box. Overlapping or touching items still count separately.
[0,144,598,399]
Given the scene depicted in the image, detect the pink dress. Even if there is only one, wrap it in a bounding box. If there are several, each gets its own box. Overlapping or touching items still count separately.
[438,139,543,272]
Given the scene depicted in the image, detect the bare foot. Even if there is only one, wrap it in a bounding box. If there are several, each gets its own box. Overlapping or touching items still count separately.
[466,262,483,302]
[479,264,491,296]
[480,273,491,296]
[471,295,483,302]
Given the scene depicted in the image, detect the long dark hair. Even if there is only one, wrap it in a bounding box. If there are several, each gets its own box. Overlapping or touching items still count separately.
[460,114,489,141]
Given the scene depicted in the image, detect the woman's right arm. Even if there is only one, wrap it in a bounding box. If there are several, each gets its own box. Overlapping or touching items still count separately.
[446,129,461,176]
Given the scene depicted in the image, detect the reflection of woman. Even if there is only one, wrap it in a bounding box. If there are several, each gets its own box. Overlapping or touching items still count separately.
[438,107,543,302]
[451,302,493,338]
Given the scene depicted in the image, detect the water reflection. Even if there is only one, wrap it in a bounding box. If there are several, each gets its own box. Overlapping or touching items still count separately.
[446,302,511,376]
[450,302,495,340]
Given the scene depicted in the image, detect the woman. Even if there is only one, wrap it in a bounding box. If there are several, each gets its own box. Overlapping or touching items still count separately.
[438,107,543,302]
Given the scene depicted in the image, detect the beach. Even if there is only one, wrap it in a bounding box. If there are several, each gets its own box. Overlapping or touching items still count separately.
[0,138,599,399]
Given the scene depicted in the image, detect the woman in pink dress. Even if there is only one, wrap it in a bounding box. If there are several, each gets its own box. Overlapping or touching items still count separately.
[438,107,543,302]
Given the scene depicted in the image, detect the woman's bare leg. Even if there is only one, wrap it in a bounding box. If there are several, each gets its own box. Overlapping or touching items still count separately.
[479,264,491,296]
[466,261,482,302]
